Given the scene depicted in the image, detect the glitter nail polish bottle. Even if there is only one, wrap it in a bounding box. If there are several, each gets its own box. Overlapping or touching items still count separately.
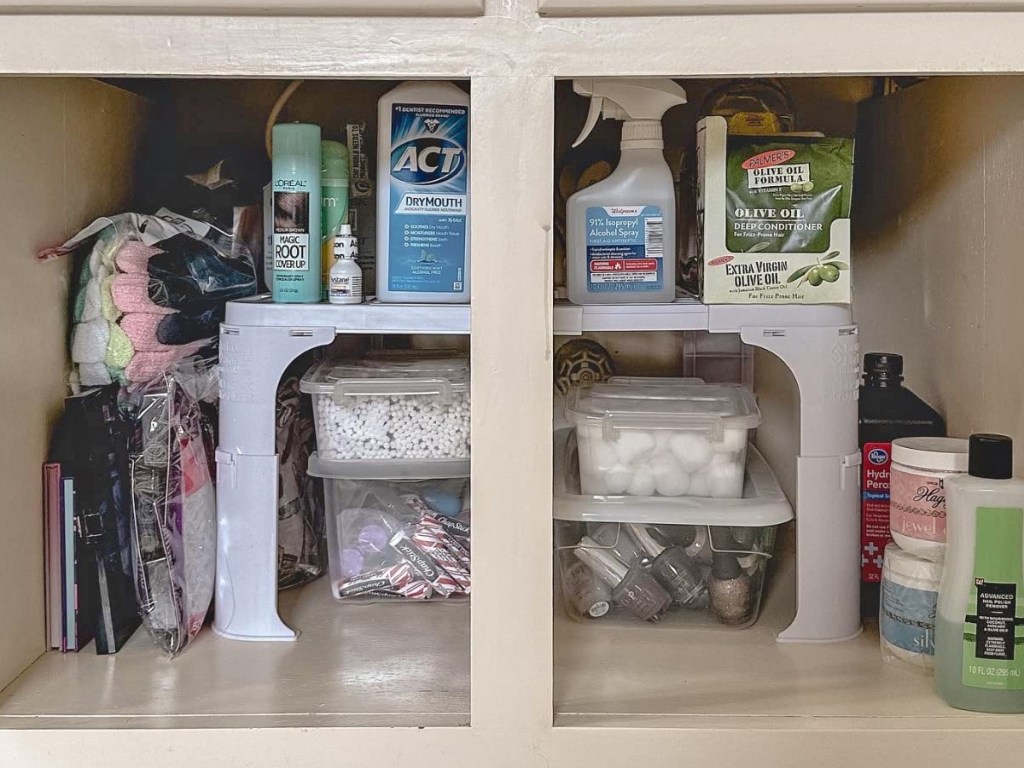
[709,552,752,625]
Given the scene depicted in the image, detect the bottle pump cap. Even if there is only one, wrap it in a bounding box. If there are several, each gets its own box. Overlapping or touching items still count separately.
[968,433,1013,480]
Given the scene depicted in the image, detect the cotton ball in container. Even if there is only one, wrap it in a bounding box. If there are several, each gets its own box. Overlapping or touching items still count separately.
[669,432,714,472]
[654,431,672,450]
[604,465,634,495]
[615,430,656,466]
[708,460,744,498]
[625,468,656,497]
[689,472,711,498]
[711,451,737,465]
[655,468,691,497]
[650,454,689,497]
[580,471,609,496]
[584,436,618,472]
[711,427,748,454]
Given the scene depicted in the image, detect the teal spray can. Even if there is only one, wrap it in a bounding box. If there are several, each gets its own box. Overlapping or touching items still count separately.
[272,123,322,303]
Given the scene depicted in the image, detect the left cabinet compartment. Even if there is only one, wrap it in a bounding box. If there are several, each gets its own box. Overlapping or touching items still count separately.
[0,77,472,729]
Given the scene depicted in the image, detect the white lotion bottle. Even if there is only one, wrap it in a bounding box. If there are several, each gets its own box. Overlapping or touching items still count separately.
[566,79,687,306]
[936,434,1024,712]
[377,81,470,304]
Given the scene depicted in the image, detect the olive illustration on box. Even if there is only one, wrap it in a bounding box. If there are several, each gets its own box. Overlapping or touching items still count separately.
[786,250,848,289]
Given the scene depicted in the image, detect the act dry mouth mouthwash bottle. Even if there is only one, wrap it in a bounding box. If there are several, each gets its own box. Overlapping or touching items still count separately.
[377,81,469,304]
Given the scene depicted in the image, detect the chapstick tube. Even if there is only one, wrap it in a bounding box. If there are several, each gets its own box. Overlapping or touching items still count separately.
[388,531,457,597]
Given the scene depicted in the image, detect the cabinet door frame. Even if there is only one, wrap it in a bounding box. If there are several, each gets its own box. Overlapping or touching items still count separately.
[0,0,483,14]
[537,0,1024,15]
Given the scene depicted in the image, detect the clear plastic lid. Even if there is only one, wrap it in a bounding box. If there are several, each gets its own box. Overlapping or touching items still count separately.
[552,429,791,527]
[300,355,469,400]
[566,382,760,439]
[307,452,470,481]
[607,376,704,386]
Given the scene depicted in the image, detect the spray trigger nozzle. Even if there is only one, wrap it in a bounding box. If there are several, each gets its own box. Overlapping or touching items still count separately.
[572,96,604,148]
[570,78,687,149]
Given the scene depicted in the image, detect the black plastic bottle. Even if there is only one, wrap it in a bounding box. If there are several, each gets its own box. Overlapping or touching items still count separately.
[859,352,946,617]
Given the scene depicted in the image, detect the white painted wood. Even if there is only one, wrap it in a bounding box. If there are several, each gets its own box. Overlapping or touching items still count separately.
[855,76,1024,470]
[0,77,145,694]
[554,553,975,725]
[0,0,483,14]
[0,579,469,728]
[4,14,1024,78]
[538,0,1024,15]
[0,7,1023,762]
[470,75,555,732]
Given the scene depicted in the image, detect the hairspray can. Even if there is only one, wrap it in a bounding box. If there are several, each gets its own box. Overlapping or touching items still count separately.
[271,123,321,303]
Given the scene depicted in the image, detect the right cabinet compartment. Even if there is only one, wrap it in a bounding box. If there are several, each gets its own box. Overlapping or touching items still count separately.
[551,74,1024,728]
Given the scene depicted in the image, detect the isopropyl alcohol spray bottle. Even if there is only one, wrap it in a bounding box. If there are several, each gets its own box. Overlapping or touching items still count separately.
[377,81,469,304]
[566,79,687,305]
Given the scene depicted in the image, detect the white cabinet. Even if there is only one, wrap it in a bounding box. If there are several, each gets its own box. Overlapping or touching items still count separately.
[0,0,483,13]
[1,5,1024,766]
[538,0,1024,15]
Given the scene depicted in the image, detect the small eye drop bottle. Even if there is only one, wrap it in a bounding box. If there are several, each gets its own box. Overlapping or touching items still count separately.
[329,224,363,305]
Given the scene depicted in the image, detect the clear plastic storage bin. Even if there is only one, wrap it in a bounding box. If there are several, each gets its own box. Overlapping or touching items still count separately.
[308,453,471,601]
[301,355,470,462]
[566,381,760,498]
[553,429,791,629]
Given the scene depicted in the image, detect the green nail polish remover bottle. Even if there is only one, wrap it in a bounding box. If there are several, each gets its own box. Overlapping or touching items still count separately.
[936,434,1024,712]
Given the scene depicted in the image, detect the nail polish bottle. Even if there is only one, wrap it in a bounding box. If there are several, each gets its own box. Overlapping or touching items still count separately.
[709,552,752,625]
[562,559,612,618]
[625,523,707,607]
[576,536,672,622]
[588,522,645,566]
[684,525,714,565]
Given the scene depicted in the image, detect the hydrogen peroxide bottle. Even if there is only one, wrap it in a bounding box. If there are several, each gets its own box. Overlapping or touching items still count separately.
[859,352,946,617]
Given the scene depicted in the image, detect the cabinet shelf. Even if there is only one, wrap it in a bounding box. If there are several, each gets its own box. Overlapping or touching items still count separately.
[0,581,469,729]
[226,296,471,335]
[553,296,851,335]
[554,553,1012,730]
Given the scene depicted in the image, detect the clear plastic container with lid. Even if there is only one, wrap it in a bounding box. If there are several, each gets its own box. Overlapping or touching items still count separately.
[566,381,761,498]
[553,428,791,629]
[301,354,470,462]
[307,457,471,602]
[889,436,969,562]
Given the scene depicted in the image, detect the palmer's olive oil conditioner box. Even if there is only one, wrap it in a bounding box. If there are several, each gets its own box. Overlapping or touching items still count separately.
[693,116,854,304]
